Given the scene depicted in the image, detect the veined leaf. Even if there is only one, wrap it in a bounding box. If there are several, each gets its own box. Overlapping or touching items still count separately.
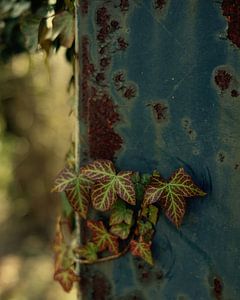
[53,217,74,271]
[52,167,77,192]
[141,205,159,225]
[54,268,79,293]
[109,200,133,226]
[143,168,206,227]
[81,160,136,211]
[75,242,98,262]
[110,223,131,240]
[135,221,154,242]
[87,220,119,254]
[115,171,135,205]
[52,11,75,48]
[52,168,92,218]
[91,180,117,211]
[130,238,153,265]
[81,159,115,182]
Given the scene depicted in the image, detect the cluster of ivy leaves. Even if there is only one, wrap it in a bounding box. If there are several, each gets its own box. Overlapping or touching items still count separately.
[0,0,75,62]
[52,159,206,292]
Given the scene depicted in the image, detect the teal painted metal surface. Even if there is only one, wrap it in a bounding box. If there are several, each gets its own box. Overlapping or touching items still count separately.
[78,1,240,299]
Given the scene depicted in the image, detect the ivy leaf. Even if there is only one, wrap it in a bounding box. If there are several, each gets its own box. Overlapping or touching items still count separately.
[91,180,117,211]
[80,159,115,182]
[143,168,206,227]
[52,167,92,218]
[53,217,74,271]
[110,223,131,240]
[75,242,99,262]
[115,171,135,205]
[87,220,119,254]
[81,160,136,211]
[52,167,77,192]
[135,221,154,242]
[52,11,75,48]
[109,200,133,226]
[54,268,79,293]
[130,238,153,265]
[141,205,159,225]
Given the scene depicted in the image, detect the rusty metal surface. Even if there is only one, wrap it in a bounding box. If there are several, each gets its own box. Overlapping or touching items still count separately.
[77,1,240,299]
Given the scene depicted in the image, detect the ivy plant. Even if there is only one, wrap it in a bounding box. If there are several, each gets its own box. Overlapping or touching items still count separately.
[52,159,206,292]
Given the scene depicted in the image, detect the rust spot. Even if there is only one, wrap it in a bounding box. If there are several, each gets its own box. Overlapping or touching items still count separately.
[222,0,240,48]
[117,37,129,51]
[81,0,88,15]
[231,89,239,97]
[123,85,137,99]
[213,277,223,300]
[81,35,123,160]
[100,57,111,69]
[153,0,166,10]
[148,103,168,121]
[218,152,225,163]
[117,290,146,300]
[111,20,120,31]
[214,69,232,91]
[120,0,130,12]
[89,92,123,160]
[92,272,112,300]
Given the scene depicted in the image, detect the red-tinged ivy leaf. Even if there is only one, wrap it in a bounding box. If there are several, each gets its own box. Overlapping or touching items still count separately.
[109,200,133,226]
[115,171,136,205]
[65,176,91,219]
[54,268,79,293]
[141,205,159,225]
[81,160,136,211]
[53,217,74,271]
[52,167,92,218]
[52,167,77,192]
[110,223,131,240]
[75,242,99,262]
[80,159,115,182]
[135,221,154,242]
[87,220,119,254]
[130,238,153,265]
[91,180,118,211]
[143,168,206,227]
[52,11,75,48]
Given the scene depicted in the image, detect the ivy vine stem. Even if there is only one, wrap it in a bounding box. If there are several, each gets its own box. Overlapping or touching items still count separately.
[74,245,130,265]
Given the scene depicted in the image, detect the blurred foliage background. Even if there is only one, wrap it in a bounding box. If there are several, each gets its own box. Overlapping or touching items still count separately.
[0,0,77,299]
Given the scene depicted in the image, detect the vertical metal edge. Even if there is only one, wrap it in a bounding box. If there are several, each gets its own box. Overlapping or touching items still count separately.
[74,1,82,299]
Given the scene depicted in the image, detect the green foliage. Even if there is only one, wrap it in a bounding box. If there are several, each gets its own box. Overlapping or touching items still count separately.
[0,0,75,61]
[143,168,206,227]
[81,160,136,211]
[52,159,206,292]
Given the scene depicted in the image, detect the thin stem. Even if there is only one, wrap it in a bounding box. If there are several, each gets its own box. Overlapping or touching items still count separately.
[75,246,130,265]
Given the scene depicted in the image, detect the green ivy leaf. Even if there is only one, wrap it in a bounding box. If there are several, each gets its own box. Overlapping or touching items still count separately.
[81,160,136,211]
[109,200,133,226]
[135,220,154,242]
[52,11,75,48]
[75,242,99,262]
[110,223,131,240]
[142,205,159,225]
[130,237,153,265]
[54,268,79,293]
[52,167,92,218]
[91,180,118,211]
[80,159,115,182]
[87,220,119,255]
[143,168,206,227]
